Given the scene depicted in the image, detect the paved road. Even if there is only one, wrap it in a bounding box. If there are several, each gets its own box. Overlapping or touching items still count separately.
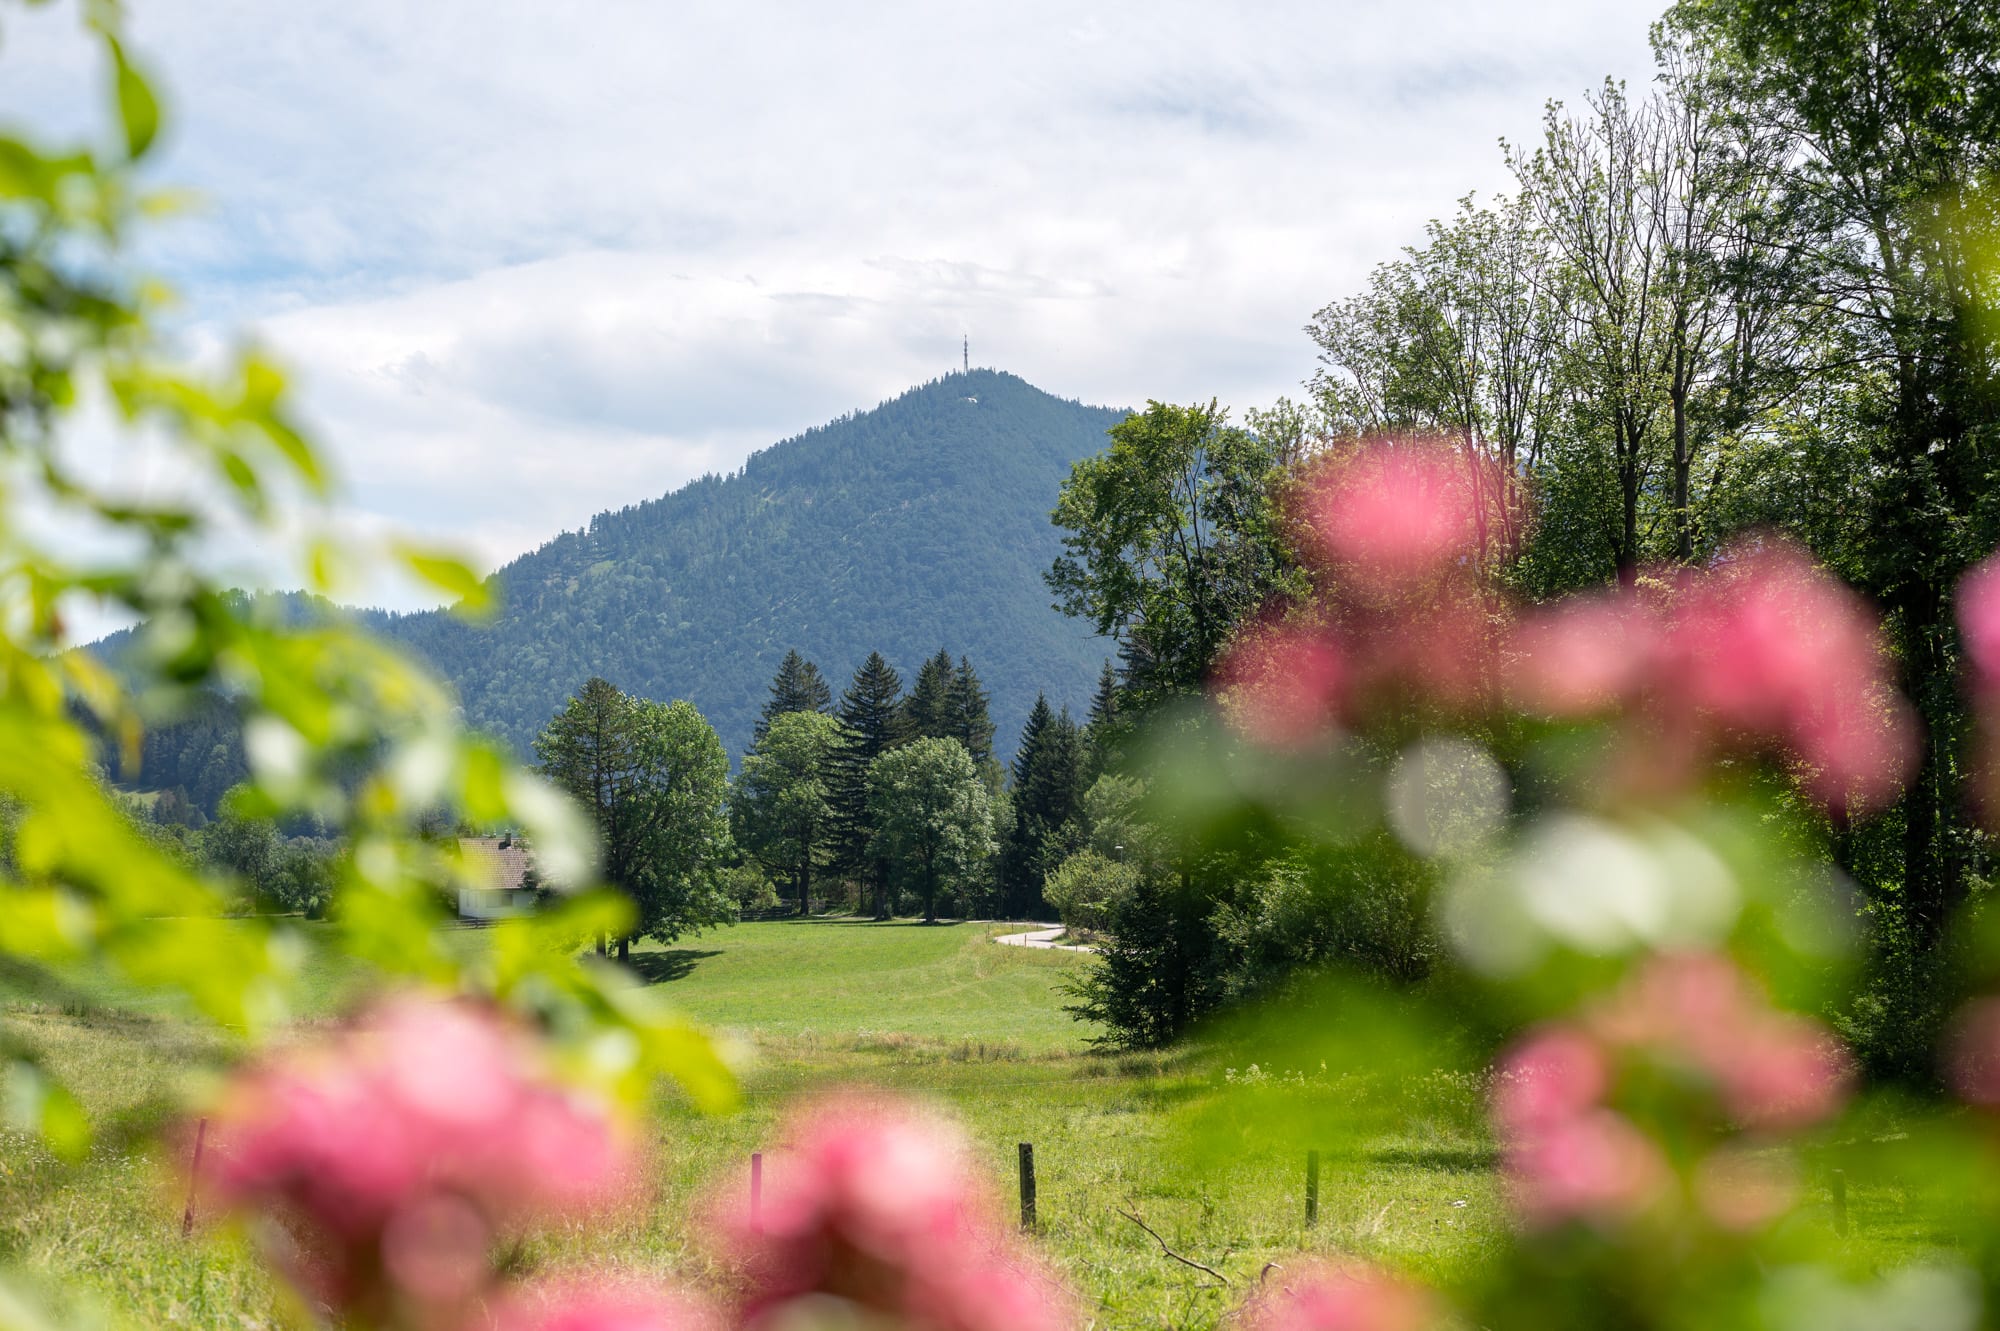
[992,924,1093,952]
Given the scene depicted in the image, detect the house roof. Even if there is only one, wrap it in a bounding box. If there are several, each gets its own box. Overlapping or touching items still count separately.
[458,836,533,892]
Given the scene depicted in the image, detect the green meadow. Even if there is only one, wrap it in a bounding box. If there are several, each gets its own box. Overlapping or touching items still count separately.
[1,919,1904,1330]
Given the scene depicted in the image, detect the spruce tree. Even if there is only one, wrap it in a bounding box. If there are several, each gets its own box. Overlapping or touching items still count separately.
[827,652,907,916]
[1088,659,1118,731]
[998,695,1086,917]
[901,649,955,741]
[1082,658,1120,779]
[946,656,997,771]
[756,649,833,741]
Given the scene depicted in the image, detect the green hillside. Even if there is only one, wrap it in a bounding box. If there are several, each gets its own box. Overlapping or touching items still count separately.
[385,369,1125,758]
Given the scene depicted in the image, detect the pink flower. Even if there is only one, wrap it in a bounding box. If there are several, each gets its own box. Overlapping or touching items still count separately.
[1589,952,1751,1051]
[1662,541,1913,811]
[1692,1148,1799,1232]
[1589,954,1851,1131]
[194,995,638,1319]
[1296,445,1485,597]
[1505,1108,1669,1227]
[1708,1017,1852,1132]
[1956,559,2000,823]
[1506,594,1663,718]
[1948,997,2000,1109]
[1491,1028,1608,1143]
[715,1093,1074,1331]
[474,1277,722,1331]
[1216,621,1346,748]
[1958,556,2000,690]
[1234,1260,1435,1331]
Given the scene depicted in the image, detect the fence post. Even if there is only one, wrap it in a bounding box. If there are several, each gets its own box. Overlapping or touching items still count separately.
[180,1117,208,1238]
[1018,1142,1037,1231]
[751,1152,764,1231]
[1306,1149,1320,1227]
[1831,1168,1848,1236]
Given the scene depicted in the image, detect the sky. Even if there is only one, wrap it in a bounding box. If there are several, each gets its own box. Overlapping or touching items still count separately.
[3,1,1663,609]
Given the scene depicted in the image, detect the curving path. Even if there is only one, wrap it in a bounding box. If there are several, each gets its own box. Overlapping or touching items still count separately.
[992,924,1094,952]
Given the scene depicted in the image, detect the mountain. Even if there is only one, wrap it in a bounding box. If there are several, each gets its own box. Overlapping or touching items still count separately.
[380,369,1126,761]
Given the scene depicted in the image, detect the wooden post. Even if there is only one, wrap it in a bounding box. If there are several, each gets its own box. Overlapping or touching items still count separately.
[1018,1142,1037,1231]
[1831,1168,1848,1236]
[180,1117,208,1238]
[1306,1150,1320,1227]
[751,1152,763,1231]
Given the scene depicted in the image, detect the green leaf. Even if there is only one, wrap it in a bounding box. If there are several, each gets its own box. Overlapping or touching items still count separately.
[394,543,494,615]
[107,38,160,160]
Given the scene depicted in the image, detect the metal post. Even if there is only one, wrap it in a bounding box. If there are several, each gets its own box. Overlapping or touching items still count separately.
[1018,1142,1037,1230]
[751,1152,764,1231]
[1306,1150,1320,1227]
[180,1117,208,1238]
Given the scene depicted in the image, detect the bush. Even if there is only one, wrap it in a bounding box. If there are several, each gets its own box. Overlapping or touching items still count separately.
[1041,848,1140,933]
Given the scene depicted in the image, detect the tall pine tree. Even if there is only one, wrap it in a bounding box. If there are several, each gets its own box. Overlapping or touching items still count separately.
[946,656,997,772]
[998,694,1086,917]
[827,652,907,917]
[755,649,833,741]
[901,649,956,741]
[1082,658,1120,779]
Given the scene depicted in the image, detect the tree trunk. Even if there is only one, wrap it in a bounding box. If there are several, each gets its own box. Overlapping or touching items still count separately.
[617,935,629,963]
[1671,373,1693,563]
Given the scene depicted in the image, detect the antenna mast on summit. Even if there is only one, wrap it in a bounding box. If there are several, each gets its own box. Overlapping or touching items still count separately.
[963,335,968,374]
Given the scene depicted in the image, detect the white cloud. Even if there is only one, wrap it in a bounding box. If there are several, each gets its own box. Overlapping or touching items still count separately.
[3,0,1665,608]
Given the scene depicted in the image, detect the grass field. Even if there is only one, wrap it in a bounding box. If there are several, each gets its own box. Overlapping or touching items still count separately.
[0,918,1911,1330]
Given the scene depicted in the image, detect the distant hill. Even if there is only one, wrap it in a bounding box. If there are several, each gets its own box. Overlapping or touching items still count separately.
[379,369,1126,761]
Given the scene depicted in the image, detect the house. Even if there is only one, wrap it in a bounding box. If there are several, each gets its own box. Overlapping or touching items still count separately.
[457,834,536,920]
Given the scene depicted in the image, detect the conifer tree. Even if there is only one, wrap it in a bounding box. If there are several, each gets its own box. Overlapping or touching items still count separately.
[1082,658,1121,779]
[1088,659,1118,732]
[901,649,956,741]
[756,649,833,741]
[946,656,997,771]
[998,695,1086,917]
[827,652,907,916]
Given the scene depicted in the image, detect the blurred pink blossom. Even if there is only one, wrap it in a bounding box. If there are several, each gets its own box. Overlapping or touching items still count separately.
[1233,1260,1435,1331]
[1296,446,1485,597]
[714,1092,1074,1331]
[1492,1029,1608,1142]
[1691,1148,1799,1233]
[1947,997,2000,1108]
[1590,953,1851,1132]
[1707,1018,1853,1132]
[194,994,637,1321]
[474,1276,721,1331]
[1661,541,1914,811]
[1505,1108,1669,1228]
[1216,621,1347,748]
[1957,557,2000,690]
[1506,593,1663,719]
[1955,558,2000,821]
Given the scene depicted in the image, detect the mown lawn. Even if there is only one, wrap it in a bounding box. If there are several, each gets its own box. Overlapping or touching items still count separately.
[0,917,1905,1330]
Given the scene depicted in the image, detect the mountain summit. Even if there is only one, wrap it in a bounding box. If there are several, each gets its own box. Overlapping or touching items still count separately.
[385,370,1126,758]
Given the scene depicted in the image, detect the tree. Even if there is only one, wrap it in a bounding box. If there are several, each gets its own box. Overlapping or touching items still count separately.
[867,737,995,924]
[756,650,833,742]
[732,709,842,916]
[1048,401,1294,712]
[534,678,733,956]
[998,696,1086,918]
[1042,848,1140,934]
[901,649,956,741]
[826,652,908,916]
[947,656,998,774]
[1666,0,2000,959]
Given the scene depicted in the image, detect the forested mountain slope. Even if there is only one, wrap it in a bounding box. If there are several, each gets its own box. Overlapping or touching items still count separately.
[383,370,1124,759]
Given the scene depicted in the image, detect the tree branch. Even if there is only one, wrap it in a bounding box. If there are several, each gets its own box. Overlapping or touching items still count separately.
[1117,1208,1231,1286]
